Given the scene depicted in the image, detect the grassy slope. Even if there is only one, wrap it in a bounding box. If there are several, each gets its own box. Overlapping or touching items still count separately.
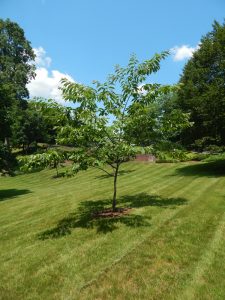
[0,161,225,299]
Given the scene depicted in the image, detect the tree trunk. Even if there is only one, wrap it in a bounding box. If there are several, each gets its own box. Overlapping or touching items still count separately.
[112,164,119,212]
[4,137,10,148]
[26,143,30,154]
[56,164,59,177]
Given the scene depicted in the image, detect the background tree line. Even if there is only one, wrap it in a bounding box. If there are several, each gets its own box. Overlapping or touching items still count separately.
[176,21,225,150]
[0,19,79,171]
[0,18,225,175]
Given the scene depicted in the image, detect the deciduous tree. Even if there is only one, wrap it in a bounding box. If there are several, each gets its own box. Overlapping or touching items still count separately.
[0,18,35,145]
[58,53,190,211]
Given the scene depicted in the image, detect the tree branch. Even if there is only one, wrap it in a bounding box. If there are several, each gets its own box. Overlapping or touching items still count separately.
[93,166,113,176]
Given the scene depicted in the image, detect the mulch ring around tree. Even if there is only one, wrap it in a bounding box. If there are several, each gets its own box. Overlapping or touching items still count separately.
[92,207,131,218]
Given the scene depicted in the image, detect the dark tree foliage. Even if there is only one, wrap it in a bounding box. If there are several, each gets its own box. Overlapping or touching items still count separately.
[124,91,190,147]
[177,20,225,149]
[10,98,77,152]
[11,100,48,153]
[27,98,79,145]
[0,18,35,143]
[0,141,16,174]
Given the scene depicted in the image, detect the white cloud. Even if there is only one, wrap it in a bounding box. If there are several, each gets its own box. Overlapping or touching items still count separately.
[28,47,74,103]
[171,44,200,61]
[27,68,74,104]
[33,47,52,67]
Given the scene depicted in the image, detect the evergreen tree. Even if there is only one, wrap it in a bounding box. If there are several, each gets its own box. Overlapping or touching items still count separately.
[177,21,225,149]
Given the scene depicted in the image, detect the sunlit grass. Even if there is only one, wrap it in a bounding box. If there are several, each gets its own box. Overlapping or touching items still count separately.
[0,161,225,299]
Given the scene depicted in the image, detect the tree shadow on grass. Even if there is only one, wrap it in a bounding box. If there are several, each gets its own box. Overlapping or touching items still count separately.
[176,160,225,178]
[38,193,187,239]
[119,193,187,209]
[0,189,31,202]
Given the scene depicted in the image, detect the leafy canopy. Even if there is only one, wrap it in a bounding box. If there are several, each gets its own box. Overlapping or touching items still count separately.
[20,150,66,177]
[56,52,190,210]
[59,53,171,169]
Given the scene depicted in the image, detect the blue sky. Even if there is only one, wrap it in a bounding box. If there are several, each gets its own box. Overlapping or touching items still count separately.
[1,0,224,101]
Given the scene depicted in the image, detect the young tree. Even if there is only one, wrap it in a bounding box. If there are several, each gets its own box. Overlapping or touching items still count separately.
[177,20,225,149]
[20,150,66,177]
[57,53,190,211]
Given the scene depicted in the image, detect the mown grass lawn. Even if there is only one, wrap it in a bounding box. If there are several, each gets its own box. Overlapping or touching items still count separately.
[1,160,225,299]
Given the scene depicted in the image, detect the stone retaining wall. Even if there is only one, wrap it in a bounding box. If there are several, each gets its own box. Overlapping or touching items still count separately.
[135,154,156,162]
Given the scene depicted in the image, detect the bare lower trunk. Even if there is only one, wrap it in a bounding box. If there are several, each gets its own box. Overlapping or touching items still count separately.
[4,137,10,148]
[112,164,119,212]
[56,164,59,177]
